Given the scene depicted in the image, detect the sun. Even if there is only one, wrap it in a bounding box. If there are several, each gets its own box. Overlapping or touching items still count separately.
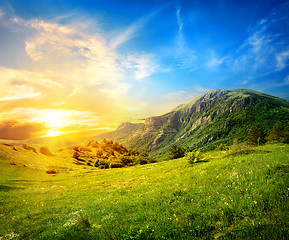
[46,130,62,137]
[45,110,67,128]
[43,110,69,137]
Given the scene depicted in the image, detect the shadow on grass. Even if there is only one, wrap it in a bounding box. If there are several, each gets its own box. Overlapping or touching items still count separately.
[0,185,25,191]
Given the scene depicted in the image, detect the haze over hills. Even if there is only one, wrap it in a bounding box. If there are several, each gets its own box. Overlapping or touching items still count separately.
[94,88,289,159]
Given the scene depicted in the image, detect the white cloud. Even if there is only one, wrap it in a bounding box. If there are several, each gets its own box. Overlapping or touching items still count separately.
[278,75,289,86]
[0,85,41,101]
[206,52,227,69]
[276,50,289,70]
[165,90,194,101]
[174,7,198,71]
[176,7,183,32]
[109,9,158,49]
[120,54,156,81]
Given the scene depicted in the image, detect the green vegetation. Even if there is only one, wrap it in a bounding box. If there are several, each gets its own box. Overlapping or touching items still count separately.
[1,143,288,239]
[168,144,186,160]
[246,123,267,146]
[72,139,156,168]
[1,89,289,239]
[186,150,201,164]
[95,89,289,159]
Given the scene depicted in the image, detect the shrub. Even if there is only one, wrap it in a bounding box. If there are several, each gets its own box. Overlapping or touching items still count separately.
[23,144,37,153]
[46,169,57,174]
[168,144,186,160]
[40,147,53,156]
[216,143,229,151]
[187,150,201,164]
[72,151,80,160]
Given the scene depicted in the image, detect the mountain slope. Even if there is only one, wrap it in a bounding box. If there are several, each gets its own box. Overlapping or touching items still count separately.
[95,89,289,159]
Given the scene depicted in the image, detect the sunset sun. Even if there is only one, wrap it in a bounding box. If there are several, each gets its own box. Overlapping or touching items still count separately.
[43,110,69,137]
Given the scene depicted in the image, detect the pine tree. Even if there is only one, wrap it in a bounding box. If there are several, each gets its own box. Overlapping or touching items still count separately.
[267,121,284,142]
[246,123,267,146]
[283,122,289,143]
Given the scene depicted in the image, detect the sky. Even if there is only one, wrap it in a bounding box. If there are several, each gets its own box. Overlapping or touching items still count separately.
[0,0,289,140]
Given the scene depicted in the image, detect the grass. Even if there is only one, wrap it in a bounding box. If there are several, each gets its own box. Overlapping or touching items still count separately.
[0,143,288,239]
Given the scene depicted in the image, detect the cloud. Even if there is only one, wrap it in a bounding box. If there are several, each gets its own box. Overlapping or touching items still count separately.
[165,90,195,102]
[0,85,41,101]
[120,54,156,81]
[109,9,159,49]
[228,2,289,75]
[176,7,183,32]
[278,75,289,86]
[276,50,289,71]
[0,9,4,18]
[206,52,227,69]
[0,121,45,140]
[0,108,98,128]
[0,9,159,116]
[174,7,198,71]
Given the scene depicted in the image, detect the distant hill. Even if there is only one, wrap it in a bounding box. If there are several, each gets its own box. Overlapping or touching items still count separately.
[94,89,289,159]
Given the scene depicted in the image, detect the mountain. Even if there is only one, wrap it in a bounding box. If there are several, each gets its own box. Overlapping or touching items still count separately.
[94,89,289,159]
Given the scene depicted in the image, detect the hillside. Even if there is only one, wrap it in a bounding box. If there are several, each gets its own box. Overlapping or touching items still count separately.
[95,89,289,159]
[1,143,288,239]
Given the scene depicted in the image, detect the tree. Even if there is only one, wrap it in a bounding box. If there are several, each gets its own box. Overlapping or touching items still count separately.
[168,144,186,160]
[267,121,284,142]
[246,123,267,146]
[283,122,289,143]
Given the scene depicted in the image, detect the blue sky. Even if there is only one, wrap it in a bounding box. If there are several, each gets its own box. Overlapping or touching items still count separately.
[0,0,289,139]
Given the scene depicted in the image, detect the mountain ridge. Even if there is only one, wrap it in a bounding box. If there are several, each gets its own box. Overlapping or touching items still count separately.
[94,88,289,159]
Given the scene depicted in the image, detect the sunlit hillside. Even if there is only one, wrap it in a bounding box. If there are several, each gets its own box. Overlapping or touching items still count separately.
[1,143,288,239]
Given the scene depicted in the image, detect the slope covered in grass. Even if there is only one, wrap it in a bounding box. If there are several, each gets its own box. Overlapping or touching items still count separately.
[0,143,288,239]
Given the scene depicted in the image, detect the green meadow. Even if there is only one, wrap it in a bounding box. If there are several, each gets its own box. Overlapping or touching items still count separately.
[0,143,288,239]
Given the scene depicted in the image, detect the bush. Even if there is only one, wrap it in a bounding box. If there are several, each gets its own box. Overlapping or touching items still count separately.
[23,144,37,153]
[187,150,201,164]
[216,143,229,151]
[73,151,80,160]
[168,144,186,160]
[40,147,53,156]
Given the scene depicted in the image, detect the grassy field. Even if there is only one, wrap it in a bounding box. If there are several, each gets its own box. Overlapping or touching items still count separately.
[0,143,288,239]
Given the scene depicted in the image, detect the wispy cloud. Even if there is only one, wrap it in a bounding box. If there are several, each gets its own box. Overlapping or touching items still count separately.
[109,9,159,49]
[276,50,289,71]
[0,85,41,101]
[206,51,227,69]
[174,7,198,71]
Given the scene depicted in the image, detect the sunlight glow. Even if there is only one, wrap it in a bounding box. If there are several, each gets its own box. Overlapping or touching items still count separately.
[45,110,67,128]
[46,130,62,137]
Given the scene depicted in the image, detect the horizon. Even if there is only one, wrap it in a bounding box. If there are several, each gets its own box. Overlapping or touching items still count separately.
[1,0,289,140]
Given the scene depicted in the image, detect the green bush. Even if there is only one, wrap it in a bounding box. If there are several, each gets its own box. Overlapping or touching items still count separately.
[186,150,201,164]
[168,144,186,160]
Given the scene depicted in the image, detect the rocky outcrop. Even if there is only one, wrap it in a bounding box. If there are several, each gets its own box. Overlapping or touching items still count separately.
[191,115,212,131]
[153,128,178,146]
[230,97,250,112]
[145,116,169,126]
